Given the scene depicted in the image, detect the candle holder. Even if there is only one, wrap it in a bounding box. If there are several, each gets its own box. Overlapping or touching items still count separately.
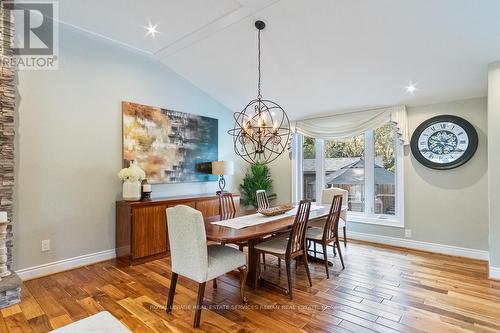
[141,182,152,201]
[142,191,152,201]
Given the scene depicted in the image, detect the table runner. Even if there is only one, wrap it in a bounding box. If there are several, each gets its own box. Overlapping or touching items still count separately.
[285,204,327,216]
[211,204,325,230]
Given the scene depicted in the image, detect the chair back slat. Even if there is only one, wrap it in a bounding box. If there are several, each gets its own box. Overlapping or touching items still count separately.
[287,199,311,256]
[324,195,343,242]
[219,193,236,220]
[256,190,270,211]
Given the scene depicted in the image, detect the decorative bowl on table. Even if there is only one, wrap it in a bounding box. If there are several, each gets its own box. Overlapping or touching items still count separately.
[258,204,294,216]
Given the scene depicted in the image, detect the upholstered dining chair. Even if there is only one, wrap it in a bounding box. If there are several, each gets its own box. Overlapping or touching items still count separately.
[256,189,270,211]
[254,199,312,299]
[321,187,348,246]
[165,205,248,328]
[306,194,345,278]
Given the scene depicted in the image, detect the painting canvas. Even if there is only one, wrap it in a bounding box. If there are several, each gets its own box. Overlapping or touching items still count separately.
[122,101,218,184]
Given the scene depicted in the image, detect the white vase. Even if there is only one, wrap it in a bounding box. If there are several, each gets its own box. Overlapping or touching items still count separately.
[123,180,142,201]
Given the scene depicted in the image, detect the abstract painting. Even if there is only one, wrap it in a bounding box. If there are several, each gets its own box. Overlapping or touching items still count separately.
[122,101,218,184]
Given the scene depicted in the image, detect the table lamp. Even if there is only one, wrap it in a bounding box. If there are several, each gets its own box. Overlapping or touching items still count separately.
[211,161,234,194]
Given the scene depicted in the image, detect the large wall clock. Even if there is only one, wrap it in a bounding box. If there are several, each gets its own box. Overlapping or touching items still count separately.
[410,115,478,170]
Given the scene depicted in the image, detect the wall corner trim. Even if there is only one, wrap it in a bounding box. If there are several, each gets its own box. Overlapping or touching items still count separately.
[348,231,489,261]
[15,249,116,281]
[489,266,500,280]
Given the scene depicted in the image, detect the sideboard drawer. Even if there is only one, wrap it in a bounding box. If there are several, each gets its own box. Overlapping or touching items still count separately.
[167,201,196,209]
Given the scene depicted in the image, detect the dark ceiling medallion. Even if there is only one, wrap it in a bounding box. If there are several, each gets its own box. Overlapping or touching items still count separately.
[228,20,292,164]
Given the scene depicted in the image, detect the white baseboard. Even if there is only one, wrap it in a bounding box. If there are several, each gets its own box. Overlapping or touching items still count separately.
[15,249,116,281]
[348,231,489,261]
[489,266,500,280]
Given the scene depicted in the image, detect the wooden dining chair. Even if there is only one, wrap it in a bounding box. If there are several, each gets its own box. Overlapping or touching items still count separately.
[321,187,348,246]
[255,190,272,269]
[256,190,270,211]
[254,199,312,299]
[218,192,237,220]
[219,192,268,271]
[166,205,248,328]
[307,194,345,278]
[218,193,239,251]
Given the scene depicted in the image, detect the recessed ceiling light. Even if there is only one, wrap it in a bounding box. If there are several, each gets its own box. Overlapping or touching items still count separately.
[405,82,417,94]
[144,22,160,38]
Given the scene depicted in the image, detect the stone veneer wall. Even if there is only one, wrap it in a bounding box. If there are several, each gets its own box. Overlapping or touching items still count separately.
[0,1,21,309]
[0,0,14,270]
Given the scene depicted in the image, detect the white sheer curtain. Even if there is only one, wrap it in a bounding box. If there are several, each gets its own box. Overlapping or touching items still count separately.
[293,105,409,145]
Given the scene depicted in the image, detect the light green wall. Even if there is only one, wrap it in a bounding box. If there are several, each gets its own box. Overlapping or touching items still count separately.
[271,97,489,250]
[488,62,500,268]
[14,25,242,270]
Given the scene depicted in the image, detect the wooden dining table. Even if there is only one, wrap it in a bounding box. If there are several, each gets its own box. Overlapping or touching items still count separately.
[204,206,332,283]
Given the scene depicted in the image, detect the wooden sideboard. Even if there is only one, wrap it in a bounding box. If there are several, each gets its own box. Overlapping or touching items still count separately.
[116,193,240,265]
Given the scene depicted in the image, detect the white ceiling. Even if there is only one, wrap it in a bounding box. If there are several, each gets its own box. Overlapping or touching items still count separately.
[58,0,500,119]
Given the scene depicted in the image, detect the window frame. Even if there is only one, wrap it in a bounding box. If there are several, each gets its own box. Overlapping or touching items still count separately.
[296,123,404,228]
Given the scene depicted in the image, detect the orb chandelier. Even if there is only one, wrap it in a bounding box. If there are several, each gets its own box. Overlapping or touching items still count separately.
[228,20,292,164]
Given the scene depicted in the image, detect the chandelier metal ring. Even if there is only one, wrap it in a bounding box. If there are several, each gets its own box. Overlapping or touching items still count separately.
[228,98,292,164]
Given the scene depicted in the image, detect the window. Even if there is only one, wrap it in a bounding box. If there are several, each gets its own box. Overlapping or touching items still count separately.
[374,124,397,216]
[324,134,365,213]
[300,122,403,226]
[302,137,316,201]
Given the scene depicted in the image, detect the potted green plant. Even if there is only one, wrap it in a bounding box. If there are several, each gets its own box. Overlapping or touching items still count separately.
[239,162,277,208]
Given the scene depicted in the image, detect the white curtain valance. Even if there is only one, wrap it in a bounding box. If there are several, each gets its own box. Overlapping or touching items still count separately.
[293,105,409,145]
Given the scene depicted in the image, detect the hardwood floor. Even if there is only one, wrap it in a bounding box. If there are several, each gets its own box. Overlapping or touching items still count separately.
[2,241,499,332]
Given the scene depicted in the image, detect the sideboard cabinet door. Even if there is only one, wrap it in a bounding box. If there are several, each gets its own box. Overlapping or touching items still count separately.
[131,205,167,259]
[195,198,219,220]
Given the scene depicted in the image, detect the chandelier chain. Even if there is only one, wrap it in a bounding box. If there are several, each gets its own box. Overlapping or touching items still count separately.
[257,29,262,99]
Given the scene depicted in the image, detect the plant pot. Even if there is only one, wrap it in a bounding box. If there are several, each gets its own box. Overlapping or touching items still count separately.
[123,180,141,201]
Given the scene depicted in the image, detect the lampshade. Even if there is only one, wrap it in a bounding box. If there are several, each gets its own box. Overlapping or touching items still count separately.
[211,161,234,175]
